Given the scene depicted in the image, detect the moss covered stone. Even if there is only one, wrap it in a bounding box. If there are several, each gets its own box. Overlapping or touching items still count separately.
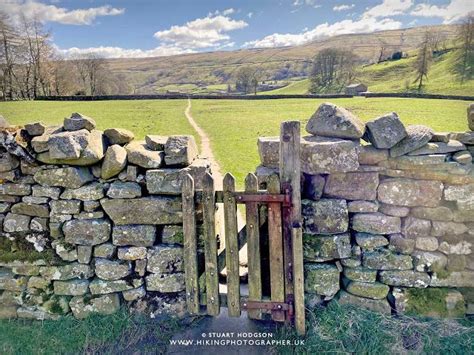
[402,288,466,318]
[343,267,377,282]
[379,270,430,288]
[303,233,351,261]
[304,263,340,297]
[362,249,413,270]
[344,280,390,300]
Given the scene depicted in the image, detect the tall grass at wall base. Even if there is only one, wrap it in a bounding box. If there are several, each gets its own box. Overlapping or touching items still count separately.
[273,302,474,354]
[0,308,191,354]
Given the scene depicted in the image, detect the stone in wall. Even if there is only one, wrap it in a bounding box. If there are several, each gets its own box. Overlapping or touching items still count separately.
[377,178,443,207]
[101,197,182,225]
[351,213,401,234]
[63,219,111,246]
[323,172,379,200]
[101,145,127,180]
[337,290,391,314]
[126,141,164,169]
[306,102,365,139]
[104,128,135,145]
[112,225,156,246]
[390,125,434,157]
[301,136,359,174]
[363,112,407,149]
[69,294,120,319]
[302,199,348,234]
[304,263,340,297]
[303,233,351,261]
[164,135,198,167]
[34,167,93,189]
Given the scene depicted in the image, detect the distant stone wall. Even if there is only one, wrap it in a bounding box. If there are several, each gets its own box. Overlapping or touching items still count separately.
[0,114,209,320]
[257,102,474,318]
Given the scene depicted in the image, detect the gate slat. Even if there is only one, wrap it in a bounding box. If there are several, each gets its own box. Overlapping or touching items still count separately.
[182,174,200,314]
[202,173,220,315]
[267,174,285,321]
[223,173,241,317]
[280,121,305,335]
[245,173,262,319]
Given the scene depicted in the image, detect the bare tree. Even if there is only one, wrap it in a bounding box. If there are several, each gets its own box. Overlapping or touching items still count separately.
[20,14,53,98]
[72,53,106,95]
[377,39,388,63]
[455,14,474,84]
[0,13,19,100]
[310,48,356,93]
[413,31,433,91]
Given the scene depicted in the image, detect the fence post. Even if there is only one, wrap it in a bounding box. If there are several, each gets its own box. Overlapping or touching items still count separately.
[182,174,200,314]
[279,121,305,335]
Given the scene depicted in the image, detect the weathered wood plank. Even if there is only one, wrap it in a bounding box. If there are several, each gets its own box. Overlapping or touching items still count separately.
[267,174,285,322]
[202,173,220,316]
[292,224,305,335]
[245,173,262,319]
[279,121,305,335]
[223,173,241,317]
[182,174,200,314]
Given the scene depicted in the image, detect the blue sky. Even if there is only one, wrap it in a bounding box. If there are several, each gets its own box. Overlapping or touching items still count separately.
[1,0,473,58]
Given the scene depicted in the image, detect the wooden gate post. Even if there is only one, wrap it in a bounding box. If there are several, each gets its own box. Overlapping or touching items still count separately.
[182,174,200,314]
[279,121,305,335]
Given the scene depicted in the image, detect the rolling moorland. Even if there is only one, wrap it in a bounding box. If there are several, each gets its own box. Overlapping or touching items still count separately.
[104,24,461,94]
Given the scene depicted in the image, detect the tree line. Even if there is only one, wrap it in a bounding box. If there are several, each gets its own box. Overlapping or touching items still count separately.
[0,13,130,100]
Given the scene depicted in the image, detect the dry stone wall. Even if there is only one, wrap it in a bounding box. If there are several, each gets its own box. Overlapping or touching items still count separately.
[0,113,209,320]
[258,102,474,318]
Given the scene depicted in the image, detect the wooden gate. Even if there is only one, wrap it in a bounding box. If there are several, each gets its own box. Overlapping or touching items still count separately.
[181,121,305,335]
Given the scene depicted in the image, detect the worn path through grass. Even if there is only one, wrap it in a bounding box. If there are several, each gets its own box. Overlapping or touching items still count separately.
[191,97,469,185]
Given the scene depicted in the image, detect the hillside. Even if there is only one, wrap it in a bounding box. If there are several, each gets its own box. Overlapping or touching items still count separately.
[263,48,473,96]
[106,25,458,94]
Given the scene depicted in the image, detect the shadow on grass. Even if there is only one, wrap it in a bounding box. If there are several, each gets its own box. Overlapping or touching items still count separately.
[273,302,474,354]
[0,308,201,354]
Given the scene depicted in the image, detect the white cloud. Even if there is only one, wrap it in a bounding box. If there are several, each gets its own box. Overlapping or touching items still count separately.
[245,17,401,48]
[293,0,321,8]
[362,0,413,18]
[410,0,474,24]
[154,14,247,49]
[222,8,235,16]
[58,45,195,59]
[333,4,355,12]
[247,12,253,18]
[0,0,124,25]
[58,12,247,59]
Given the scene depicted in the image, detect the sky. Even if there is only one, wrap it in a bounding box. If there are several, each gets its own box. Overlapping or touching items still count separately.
[1,0,473,58]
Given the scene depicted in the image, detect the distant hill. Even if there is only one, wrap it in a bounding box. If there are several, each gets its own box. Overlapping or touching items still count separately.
[106,24,459,94]
[263,48,473,96]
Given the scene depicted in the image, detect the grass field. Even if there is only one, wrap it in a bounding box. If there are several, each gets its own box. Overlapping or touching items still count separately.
[0,99,195,142]
[190,97,470,185]
[1,97,470,186]
[267,49,474,96]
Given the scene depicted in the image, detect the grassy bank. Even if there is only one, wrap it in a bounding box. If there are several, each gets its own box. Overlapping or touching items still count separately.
[267,49,474,96]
